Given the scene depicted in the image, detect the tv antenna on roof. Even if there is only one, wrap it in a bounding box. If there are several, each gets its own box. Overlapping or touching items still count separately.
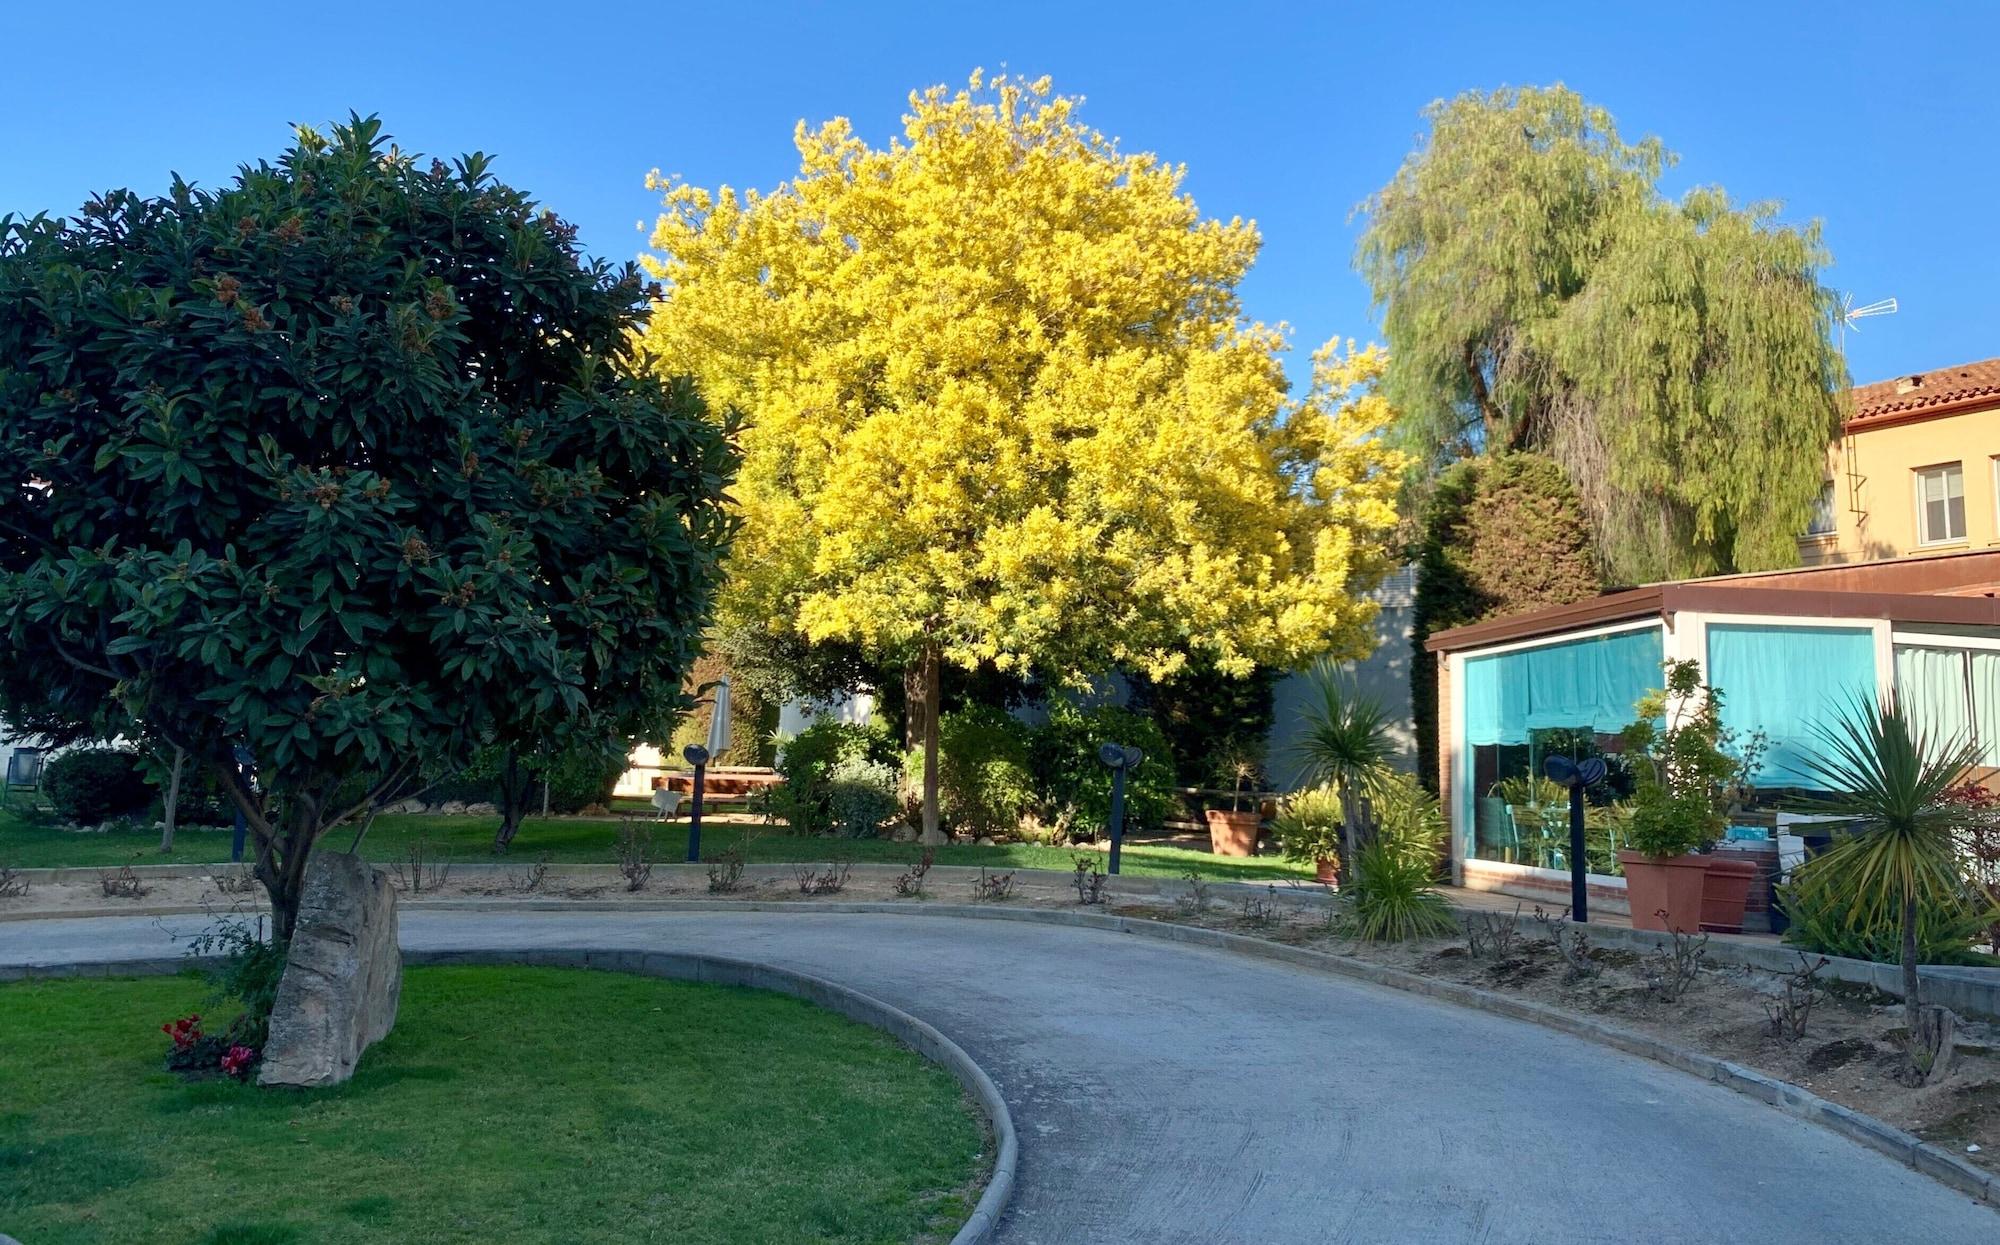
[1840,293,1898,344]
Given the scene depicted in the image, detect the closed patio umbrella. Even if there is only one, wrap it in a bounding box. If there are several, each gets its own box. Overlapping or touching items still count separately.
[705,677,732,761]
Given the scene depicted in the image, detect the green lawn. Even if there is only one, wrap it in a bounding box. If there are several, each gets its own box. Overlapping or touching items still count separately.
[0,807,1309,883]
[0,967,984,1244]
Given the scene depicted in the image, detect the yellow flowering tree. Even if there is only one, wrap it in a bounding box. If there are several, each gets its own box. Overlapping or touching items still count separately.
[639,73,1405,841]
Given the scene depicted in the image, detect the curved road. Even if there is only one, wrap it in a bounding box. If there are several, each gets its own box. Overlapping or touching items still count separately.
[2,909,1991,1244]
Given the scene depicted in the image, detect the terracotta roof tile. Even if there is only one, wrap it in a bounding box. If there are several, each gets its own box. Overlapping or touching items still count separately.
[1849,357,2000,426]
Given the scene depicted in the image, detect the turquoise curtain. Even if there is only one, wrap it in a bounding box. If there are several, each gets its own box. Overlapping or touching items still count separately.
[1462,627,1664,747]
[1895,645,1977,762]
[1708,624,1875,785]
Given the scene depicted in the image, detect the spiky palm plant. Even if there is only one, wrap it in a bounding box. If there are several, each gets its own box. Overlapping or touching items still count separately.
[1791,696,1981,1082]
[1288,660,1396,881]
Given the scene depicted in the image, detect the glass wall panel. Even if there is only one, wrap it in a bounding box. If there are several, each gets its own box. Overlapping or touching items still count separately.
[1707,624,1875,786]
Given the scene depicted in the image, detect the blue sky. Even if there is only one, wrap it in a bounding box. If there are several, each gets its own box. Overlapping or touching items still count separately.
[5,1,1993,389]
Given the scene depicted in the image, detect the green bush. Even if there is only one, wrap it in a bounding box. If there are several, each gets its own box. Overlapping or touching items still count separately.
[536,744,628,814]
[1028,701,1178,838]
[1779,874,1999,967]
[827,756,903,838]
[769,719,897,836]
[1275,786,1346,864]
[924,705,1037,839]
[1369,770,1449,874]
[1345,840,1458,941]
[43,748,149,825]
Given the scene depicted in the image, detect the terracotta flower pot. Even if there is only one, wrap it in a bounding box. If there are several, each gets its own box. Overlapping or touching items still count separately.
[1314,856,1339,886]
[1618,850,1711,933]
[1699,856,1759,934]
[1204,808,1261,857]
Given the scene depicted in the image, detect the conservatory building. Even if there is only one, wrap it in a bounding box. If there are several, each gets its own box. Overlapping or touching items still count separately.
[1424,550,2000,918]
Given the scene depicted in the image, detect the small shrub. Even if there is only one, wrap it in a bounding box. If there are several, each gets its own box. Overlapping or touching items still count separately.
[1465,905,1523,959]
[0,863,27,899]
[1274,786,1346,867]
[1532,905,1599,981]
[770,719,898,836]
[44,748,149,825]
[970,868,1016,902]
[99,863,148,899]
[511,853,551,893]
[827,756,902,838]
[795,860,852,895]
[212,865,257,895]
[705,849,745,894]
[1175,867,1211,914]
[922,705,1037,839]
[1646,920,1708,1003]
[1070,855,1108,905]
[1765,951,1828,1041]
[1240,885,1280,926]
[617,820,656,891]
[391,832,453,894]
[1029,701,1178,838]
[894,847,935,898]
[1778,870,1997,966]
[1345,842,1455,941]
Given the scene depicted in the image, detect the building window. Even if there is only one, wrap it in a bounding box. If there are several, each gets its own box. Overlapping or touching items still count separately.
[1805,481,1837,536]
[1915,462,1966,545]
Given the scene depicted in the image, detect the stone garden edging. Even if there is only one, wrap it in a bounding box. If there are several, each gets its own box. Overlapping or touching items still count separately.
[0,946,1018,1245]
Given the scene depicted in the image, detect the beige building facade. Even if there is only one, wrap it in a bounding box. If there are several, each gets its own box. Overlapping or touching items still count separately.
[1801,358,2000,566]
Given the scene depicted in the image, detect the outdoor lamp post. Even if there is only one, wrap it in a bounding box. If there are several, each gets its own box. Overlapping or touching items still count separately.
[1098,742,1143,875]
[682,744,709,862]
[1542,754,1606,923]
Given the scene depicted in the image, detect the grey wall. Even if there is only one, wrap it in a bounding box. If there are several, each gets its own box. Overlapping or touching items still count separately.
[1265,565,1417,791]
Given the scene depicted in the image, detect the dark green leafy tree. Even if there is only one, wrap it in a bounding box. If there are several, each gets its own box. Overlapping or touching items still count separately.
[1359,85,1847,581]
[1409,453,1602,792]
[0,117,738,938]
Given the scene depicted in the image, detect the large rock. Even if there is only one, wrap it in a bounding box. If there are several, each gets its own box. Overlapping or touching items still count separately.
[258,852,401,1088]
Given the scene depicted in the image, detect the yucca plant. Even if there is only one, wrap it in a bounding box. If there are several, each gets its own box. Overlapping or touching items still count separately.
[1345,841,1458,941]
[1288,660,1396,880]
[1789,696,1983,1083]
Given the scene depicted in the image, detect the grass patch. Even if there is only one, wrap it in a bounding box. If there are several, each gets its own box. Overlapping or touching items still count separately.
[0,967,984,1244]
[0,807,1308,883]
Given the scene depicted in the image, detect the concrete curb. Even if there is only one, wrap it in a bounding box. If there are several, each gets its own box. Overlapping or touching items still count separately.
[2,946,1017,1245]
[14,866,1993,1019]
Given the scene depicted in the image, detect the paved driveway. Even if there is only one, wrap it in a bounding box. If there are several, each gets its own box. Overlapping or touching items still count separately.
[2,909,1991,1244]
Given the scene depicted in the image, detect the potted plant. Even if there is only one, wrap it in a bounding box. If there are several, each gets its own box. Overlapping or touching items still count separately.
[1618,660,1742,933]
[1203,749,1264,857]
[1274,785,1347,883]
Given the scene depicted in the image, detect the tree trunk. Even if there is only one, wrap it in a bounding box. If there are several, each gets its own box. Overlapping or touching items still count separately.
[1902,888,1958,1083]
[492,749,530,853]
[256,810,316,945]
[919,643,944,845]
[1336,782,1358,888]
[158,746,185,853]
[903,665,926,751]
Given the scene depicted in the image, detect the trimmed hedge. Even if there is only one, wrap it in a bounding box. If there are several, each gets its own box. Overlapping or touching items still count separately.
[44,748,150,825]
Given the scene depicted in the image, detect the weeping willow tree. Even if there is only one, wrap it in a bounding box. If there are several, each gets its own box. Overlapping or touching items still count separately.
[1359,86,1848,583]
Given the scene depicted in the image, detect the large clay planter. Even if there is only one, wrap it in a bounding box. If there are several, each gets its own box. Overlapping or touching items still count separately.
[1314,857,1339,886]
[1204,808,1261,857]
[1618,850,1711,933]
[1699,856,1759,934]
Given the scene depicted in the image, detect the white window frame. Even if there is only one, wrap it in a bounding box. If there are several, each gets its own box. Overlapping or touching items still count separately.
[1914,461,1967,547]
[1804,479,1838,538]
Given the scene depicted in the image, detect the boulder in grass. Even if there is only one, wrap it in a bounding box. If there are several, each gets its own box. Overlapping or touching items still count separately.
[259,852,402,1088]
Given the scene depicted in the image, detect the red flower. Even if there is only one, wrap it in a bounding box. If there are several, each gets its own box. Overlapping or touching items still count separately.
[162,1014,203,1051]
[219,1044,257,1079]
